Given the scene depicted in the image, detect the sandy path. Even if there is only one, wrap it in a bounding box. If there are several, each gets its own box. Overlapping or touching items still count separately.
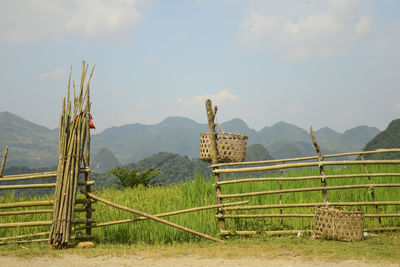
[0,254,397,267]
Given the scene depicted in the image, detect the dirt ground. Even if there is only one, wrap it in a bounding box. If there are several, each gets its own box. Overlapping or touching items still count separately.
[0,254,398,267]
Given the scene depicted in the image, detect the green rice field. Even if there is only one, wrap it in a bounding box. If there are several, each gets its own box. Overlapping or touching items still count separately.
[0,164,399,244]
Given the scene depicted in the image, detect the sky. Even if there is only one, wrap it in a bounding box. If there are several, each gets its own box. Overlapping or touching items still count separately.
[0,0,399,133]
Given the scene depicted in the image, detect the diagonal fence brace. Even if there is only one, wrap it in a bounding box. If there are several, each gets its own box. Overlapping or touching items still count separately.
[80,190,223,243]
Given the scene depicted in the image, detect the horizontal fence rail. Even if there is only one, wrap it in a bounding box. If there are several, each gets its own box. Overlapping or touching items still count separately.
[219,184,400,199]
[222,201,400,211]
[213,160,400,174]
[217,173,400,185]
[210,149,400,168]
[0,181,94,191]
[215,214,400,219]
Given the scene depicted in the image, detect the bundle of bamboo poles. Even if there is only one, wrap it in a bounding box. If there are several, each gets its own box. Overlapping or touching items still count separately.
[49,61,95,249]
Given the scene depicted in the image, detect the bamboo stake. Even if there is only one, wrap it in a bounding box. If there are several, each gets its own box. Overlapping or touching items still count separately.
[219,183,400,199]
[205,99,226,232]
[81,191,222,242]
[213,160,400,174]
[310,127,328,202]
[216,173,400,185]
[73,200,249,231]
[84,83,92,236]
[0,146,8,177]
[360,154,382,227]
[279,166,284,228]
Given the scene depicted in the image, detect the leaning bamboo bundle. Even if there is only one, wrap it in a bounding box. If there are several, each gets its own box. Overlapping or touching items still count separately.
[49,61,95,249]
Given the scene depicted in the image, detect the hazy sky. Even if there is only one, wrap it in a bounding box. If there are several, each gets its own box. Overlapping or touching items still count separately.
[0,0,399,133]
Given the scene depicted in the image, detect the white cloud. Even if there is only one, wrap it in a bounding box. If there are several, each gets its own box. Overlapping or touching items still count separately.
[0,0,152,43]
[39,67,66,80]
[237,0,375,60]
[394,104,400,111]
[178,90,239,106]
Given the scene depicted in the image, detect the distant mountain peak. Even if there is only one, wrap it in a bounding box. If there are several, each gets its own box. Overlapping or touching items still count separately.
[159,116,199,125]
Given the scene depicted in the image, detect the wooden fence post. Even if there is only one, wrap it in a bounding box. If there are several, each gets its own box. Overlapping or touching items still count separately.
[279,165,284,228]
[83,89,92,237]
[205,99,226,231]
[0,146,8,178]
[360,154,382,227]
[310,127,328,203]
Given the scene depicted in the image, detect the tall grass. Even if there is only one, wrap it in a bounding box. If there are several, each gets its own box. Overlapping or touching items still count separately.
[0,166,399,244]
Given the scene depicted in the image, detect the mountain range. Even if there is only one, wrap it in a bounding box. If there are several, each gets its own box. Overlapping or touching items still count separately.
[0,111,381,169]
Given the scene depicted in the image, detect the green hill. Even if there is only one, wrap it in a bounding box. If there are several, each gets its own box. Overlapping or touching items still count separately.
[245,144,273,161]
[0,111,58,168]
[91,147,121,173]
[363,119,400,159]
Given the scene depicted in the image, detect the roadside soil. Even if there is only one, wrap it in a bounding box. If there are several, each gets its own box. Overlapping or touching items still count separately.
[0,252,398,267]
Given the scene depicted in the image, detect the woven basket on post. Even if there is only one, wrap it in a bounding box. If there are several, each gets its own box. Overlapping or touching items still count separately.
[314,205,364,241]
[200,132,248,163]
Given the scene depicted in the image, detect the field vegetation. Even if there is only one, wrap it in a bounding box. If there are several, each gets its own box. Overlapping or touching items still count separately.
[0,165,399,245]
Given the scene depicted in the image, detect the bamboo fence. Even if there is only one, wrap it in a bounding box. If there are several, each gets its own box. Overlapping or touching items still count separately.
[208,145,400,236]
[204,101,400,237]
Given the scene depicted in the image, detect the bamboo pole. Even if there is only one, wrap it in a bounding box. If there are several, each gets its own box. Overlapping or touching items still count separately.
[0,146,8,178]
[0,200,54,209]
[210,148,400,168]
[1,171,57,179]
[279,166,284,227]
[0,183,56,190]
[221,226,400,236]
[0,221,52,228]
[216,173,400,185]
[0,232,49,242]
[219,183,400,199]
[213,160,400,174]
[0,209,53,216]
[310,127,328,202]
[81,191,223,242]
[215,213,400,219]
[360,154,382,227]
[0,199,94,210]
[0,172,57,182]
[216,214,314,218]
[84,83,92,237]
[205,99,226,232]
[223,201,400,211]
[73,200,249,231]
[0,238,49,245]
[0,207,93,216]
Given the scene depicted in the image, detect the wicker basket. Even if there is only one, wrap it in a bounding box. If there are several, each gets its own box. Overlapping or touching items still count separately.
[314,205,364,241]
[200,132,248,163]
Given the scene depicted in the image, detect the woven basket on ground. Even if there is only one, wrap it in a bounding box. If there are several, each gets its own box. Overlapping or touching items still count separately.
[314,205,364,241]
[200,132,248,163]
